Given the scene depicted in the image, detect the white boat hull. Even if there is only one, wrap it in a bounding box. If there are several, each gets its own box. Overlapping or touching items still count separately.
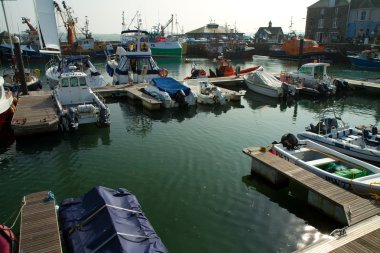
[272,138,380,197]
[298,127,380,163]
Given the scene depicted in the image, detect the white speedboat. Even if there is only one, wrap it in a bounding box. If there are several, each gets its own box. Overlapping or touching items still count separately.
[105,30,162,84]
[53,71,110,131]
[183,78,230,105]
[46,55,106,89]
[298,111,380,163]
[144,77,197,108]
[243,67,296,98]
[280,62,350,96]
[271,135,380,198]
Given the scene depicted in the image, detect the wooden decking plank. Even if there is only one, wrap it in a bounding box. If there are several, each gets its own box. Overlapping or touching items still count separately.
[19,191,62,253]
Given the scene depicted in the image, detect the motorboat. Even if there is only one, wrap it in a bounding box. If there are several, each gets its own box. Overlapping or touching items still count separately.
[271,134,380,198]
[347,49,380,70]
[0,76,16,132]
[59,186,168,253]
[269,36,326,58]
[46,55,106,89]
[183,78,230,105]
[298,110,380,163]
[0,224,16,253]
[279,62,350,97]
[144,77,197,108]
[106,29,162,84]
[243,67,296,98]
[52,71,110,131]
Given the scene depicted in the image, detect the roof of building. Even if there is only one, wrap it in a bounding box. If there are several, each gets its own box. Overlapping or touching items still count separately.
[255,27,284,36]
[350,0,380,8]
[308,0,350,8]
[186,23,243,35]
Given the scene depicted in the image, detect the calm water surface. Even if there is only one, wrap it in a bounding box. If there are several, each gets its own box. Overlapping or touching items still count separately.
[1,56,380,252]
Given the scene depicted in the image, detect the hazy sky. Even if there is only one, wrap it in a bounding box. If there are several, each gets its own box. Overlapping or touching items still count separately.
[1,0,317,36]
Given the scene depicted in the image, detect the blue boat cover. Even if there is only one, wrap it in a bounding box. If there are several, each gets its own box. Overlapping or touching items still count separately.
[59,186,168,253]
[152,77,191,97]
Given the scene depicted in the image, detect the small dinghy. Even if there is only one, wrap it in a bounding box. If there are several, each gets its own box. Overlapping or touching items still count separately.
[59,186,168,253]
[271,134,380,198]
[144,77,197,108]
[183,78,231,105]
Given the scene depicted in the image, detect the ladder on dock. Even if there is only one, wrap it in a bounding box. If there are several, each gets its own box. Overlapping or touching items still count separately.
[19,191,62,253]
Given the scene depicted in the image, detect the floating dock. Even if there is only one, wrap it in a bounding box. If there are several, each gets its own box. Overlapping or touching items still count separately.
[93,83,162,110]
[18,191,62,253]
[345,78,380,94]
[243,147,380,252]
[11,91,59,137]
[243,147,380,226]
[295,215,380,253]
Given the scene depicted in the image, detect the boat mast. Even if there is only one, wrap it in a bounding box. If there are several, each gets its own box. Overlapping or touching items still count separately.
[1,0,14,55]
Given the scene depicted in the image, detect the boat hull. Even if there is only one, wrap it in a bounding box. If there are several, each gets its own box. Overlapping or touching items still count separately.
[348,56,380,70]
[298,131,380,163]
[272,139,380,196]
[150,47,182,57]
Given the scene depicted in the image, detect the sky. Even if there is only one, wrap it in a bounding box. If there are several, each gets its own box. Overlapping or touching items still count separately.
[0,0,318,36]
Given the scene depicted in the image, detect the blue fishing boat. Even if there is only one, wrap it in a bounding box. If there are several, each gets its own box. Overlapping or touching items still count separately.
[347,49,380,70]
[59,186,168,253]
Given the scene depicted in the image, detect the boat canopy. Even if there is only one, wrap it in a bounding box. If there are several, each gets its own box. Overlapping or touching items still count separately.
[59,186,168,253]
[152,77,191,97]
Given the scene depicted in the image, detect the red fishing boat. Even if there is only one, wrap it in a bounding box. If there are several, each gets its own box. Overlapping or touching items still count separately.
[186,56,260,79]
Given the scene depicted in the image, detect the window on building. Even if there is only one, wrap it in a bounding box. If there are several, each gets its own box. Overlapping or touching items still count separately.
[330,32,339,42]
[332,18,338,28]
[318,19,324,28]
[320,9,325,16]
[335,7,339,16]
[360,11,367,21]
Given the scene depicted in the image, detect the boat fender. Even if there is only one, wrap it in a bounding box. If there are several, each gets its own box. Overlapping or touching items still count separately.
[280,133,298,150]
[159,68,168,78]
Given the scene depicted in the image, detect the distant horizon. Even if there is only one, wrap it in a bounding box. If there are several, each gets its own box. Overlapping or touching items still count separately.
[0,0,317,36]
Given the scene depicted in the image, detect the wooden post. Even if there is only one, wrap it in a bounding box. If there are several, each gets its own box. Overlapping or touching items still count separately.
[297,38,304,69]
[13,36,28,95]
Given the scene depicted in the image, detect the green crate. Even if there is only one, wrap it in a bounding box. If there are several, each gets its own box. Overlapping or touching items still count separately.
[334,168,367,179]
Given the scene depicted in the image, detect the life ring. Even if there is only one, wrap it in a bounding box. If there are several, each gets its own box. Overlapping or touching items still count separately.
[128,42,136,52]
[159,68,168,78]
[140,42,148,52]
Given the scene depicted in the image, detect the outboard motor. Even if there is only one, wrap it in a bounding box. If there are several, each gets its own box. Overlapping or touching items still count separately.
[174,90,187,107]
[372,126,378,136]
[280,133,299,150]
[334,79,350,93]
[363,129,371,139]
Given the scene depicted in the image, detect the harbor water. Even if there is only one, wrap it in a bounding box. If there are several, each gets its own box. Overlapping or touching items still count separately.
[1,56,380,252]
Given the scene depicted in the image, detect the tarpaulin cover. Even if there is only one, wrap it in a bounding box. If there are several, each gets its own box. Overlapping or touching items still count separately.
[152,77,191,96]
[59,186,168,253]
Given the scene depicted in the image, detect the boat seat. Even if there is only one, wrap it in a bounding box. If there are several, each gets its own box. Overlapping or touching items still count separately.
[340,137,353,143]
[305,157,335,166]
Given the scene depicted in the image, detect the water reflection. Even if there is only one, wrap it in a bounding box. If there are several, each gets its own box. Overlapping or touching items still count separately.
[244,90,280,110]
[242,175,339,233]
